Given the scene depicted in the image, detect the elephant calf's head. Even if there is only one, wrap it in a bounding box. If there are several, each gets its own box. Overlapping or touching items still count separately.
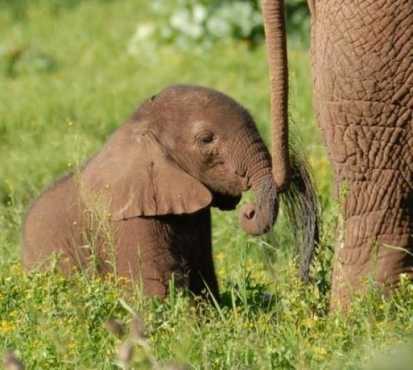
[136,85,279,235]
[82,85,279,236]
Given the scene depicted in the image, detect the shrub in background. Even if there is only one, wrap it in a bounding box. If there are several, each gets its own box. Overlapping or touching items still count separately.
[145,0,309,50]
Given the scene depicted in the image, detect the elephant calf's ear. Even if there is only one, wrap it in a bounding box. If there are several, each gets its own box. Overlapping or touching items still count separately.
[81,127,212,219]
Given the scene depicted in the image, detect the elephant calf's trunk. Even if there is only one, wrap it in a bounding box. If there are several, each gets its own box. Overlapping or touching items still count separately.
[239,174,279,236]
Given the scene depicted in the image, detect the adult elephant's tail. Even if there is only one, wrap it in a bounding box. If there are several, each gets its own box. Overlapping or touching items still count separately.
[262,0,290,191]
[281,149,320,283]
[262,1,320,281]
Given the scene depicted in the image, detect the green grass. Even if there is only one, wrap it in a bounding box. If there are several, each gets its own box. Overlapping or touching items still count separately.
[0,1,412,369]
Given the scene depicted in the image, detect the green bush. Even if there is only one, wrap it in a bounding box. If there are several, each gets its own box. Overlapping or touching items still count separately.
[145,0,309,50]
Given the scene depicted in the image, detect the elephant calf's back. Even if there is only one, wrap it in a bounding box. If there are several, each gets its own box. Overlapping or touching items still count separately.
[23,174,82,271]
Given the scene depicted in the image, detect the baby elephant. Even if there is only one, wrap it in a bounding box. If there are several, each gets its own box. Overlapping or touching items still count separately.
[23,85,318,299]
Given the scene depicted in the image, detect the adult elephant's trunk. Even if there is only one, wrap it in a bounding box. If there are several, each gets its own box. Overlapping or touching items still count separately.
[262,0,290,191]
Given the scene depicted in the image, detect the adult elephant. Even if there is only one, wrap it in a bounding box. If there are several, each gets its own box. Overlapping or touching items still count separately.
[262,0,413,308]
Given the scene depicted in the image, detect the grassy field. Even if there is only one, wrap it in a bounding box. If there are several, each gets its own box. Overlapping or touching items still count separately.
[1,1,412,369]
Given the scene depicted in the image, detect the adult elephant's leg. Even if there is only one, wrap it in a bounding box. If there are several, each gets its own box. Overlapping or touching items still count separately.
[311,1,413,308]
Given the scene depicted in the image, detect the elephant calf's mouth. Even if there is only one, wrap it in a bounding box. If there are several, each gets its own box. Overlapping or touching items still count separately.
[212,193,242,211]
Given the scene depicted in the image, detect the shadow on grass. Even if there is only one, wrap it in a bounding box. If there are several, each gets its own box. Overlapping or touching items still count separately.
[219,272,280,313]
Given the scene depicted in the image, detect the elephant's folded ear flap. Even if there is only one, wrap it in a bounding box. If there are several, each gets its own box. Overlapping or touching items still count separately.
[81,128,212,219]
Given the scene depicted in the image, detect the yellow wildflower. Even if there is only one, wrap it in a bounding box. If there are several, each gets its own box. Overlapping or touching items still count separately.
[302,318,316,329]
[313,346,327,360]
[215,252,225,263]
[0,320,16,334]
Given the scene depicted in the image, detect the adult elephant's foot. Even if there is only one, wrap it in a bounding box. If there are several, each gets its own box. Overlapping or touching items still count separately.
[330,233,413,311]
[329,173,413,311]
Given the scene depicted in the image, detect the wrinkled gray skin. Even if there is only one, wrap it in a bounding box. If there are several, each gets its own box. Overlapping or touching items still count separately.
[308,1,413,308]
[23,86,318,299]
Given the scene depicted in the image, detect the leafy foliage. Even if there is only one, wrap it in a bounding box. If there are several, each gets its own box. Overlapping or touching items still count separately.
[149,0,263,49]
[136,0,309,50]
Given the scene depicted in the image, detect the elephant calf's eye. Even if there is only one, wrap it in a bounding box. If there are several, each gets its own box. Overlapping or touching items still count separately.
[199,132,215,145]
